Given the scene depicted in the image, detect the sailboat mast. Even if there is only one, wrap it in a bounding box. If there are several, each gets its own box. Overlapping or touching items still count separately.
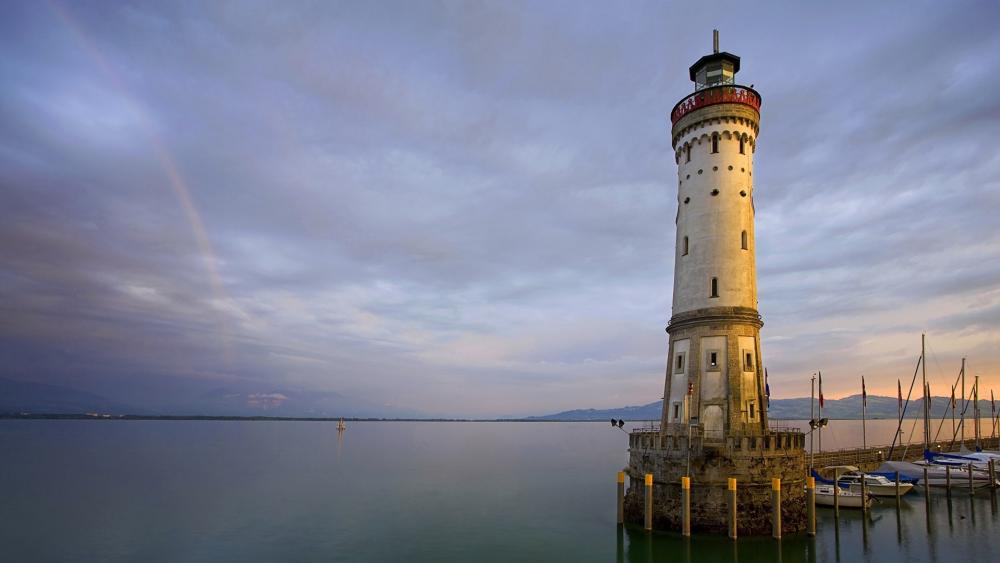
[861,375,867,451]
[921,333,928,452]
[960,357,966,443]
[974,375,981,451]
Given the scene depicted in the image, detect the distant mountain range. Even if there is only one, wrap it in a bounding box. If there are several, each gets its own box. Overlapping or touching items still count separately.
[530,394,997,421]
[0,378,421,418]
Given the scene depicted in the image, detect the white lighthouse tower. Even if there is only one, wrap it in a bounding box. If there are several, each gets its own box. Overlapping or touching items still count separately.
[624,31,805,535]
[660,30,767,439]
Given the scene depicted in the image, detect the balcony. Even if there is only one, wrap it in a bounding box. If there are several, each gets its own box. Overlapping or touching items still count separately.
[670,84,761,125]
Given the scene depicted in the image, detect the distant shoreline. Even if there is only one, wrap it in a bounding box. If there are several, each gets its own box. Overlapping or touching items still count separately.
[0,413,973,423]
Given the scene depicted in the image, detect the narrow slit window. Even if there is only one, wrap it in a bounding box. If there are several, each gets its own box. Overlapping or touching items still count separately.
[741,230,748,250]
[685,145,691,163]
[749,401,756,419]
[710,277,718,298]
[676,354,684,371]
[739,137,745,154]
[709,352,718,368]
[673,403,680,420]
[711,134,719,154]
[745,352,753,370]
[683,236,689,256]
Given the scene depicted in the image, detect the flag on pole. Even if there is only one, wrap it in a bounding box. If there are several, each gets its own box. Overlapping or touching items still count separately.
[862,375,867,407]
[818,371,824,409]
[765,368,771,407]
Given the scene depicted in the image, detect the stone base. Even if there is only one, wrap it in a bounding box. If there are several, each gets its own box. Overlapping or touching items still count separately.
[624,434,806,535]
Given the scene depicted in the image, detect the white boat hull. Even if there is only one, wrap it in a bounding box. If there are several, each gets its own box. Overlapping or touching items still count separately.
[845,483,913,496]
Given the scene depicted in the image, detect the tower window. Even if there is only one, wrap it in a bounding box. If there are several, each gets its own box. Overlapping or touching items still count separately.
[685,145,691,163]
[739,137,745,154]
[676,354,685,371]
[709,352,718,368]
[683,236,689,256]
[745,352,753,370]
[673,403,680,420]
[749,401,756,419]
[741,230,748,250]
[711,134,719,154]
[710,277,718,298]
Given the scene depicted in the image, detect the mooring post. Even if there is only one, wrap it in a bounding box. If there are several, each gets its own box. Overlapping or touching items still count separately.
[968,463,974,495]
[806,476,816,537]
[860,471,868,516]
[945,465,951,496]
[991,460,997,490]
[895,471,901,507]
[923,466,930,502]
[771,478,781,540]
[617,471,625,524]
[644,473,653,531]
[681,476,691,537]
[833,475,840,518]
[728,477,737,540]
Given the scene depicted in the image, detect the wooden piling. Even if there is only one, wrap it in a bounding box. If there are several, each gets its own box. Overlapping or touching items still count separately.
[895,471,901,507]
[728,477,737,540]
[681,476,691,537]
[946,465,951,496]
[923,466,930,502]
[991,460,997,490]
[833,476,839,517]
[644,473,653,531]
[771,478,781,540]
[806,476,816,537]
[968,463,974,495]
[860,471,868,516]
[616,472,625,524]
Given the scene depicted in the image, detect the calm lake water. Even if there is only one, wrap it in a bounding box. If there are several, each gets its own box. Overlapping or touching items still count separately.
[1,419,997,562]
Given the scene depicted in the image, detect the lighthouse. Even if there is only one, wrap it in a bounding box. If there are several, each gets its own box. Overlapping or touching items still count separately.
[623,31,806,535]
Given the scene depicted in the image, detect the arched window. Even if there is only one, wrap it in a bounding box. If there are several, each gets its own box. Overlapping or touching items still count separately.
[683,236,689,256]
[741,230,748,250]
[685,145,691,163]
[711,133,719,154]
[710,277,718,298]
[739,137,745,154]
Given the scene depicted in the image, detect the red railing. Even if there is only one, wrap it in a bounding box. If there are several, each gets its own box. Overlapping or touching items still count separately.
[670,85,761,125]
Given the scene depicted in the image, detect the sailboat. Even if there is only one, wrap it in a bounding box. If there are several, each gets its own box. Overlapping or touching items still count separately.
[337,418,346,431]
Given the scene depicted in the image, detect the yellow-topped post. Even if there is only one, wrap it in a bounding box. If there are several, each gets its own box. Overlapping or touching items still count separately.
[727,477,737,539]
[806,476,816,536]
[771,478,782,539]
[617,472,625,524]
[644,473,653,531]
[681,476,691,536]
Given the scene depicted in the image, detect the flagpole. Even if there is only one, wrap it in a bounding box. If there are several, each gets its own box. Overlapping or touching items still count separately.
[818,371,823,454]
[810,374,815,469]
[861,375,867,451]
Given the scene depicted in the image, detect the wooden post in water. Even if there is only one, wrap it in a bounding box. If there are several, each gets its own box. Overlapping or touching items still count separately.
[771,478,782,540]
[895,471,901,507]
[644,473,653,531]
[806,476,816,537]
[923,466,930,502]
[968,463,974,495]
[833,475,840,518]
[681,476,691,537]
[946,465,951,496]
[991,460,997,491]
[616,472,625,524]
[860,471,868,516]
[727,477,737,540]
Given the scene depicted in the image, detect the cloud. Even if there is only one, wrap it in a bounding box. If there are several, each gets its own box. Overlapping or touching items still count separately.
[1,1,998,416]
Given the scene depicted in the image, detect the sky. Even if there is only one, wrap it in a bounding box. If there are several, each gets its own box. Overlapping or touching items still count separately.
[1,1,999,417]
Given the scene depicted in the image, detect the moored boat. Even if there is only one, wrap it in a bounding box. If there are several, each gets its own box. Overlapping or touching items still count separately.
[814,484,872,509]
